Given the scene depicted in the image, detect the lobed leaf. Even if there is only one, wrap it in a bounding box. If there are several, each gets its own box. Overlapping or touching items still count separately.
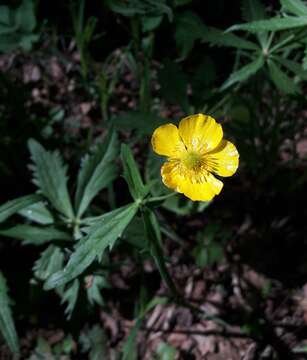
[174,11,206,59]
[0,194,41,223]
[44,204,138,289]
[33,245,64,280]
[228,16,307,32]
[75,130,118,217]
[121,144,149,201]
[0,225,71,245]
[18,201,54,225]
[60,279,80,319]
[275,56,307,80]
[28,139,74,220]
[202,26,258,50]
[268,60,300,94]
[221,55,264,90]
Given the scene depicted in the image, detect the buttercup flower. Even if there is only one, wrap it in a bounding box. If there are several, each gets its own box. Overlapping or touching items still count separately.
[151,114,239,201]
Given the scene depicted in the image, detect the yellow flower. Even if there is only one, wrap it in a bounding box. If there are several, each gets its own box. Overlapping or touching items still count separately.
[151,114,239,201]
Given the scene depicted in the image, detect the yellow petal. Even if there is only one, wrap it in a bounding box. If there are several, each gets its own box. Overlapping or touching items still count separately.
[178,114,223,153]
[161,160,183,192]
[151,124,186,158]
[179,180,217,201]
[206,140,239,177]
[161,161,223,201]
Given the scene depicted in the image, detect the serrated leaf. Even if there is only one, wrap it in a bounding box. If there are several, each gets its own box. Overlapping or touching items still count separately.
[60,279,80,319]
[18,201,54,224]
[44,204,138,289]
[86,275,109,306]
[33,245,64,280]
[268,60,300,94]
[121,144,149,201]
[174,11,206,59]
[75,130,118,218]
[228,16,307,32]
[202,26,258,50]
[281,0,307,16]
[0,225,71,245]
[158,59,189,111]
[28,139,74,220]
[0,272,19,354]
[0,194,41,223]
[221,55,264,90]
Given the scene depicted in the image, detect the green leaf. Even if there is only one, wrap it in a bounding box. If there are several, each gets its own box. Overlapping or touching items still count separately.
[241,0,268,46]
[112,111,167,135]
[28,139,74,220]
[268,60,300,94]
[142,15,163,32]
[174,11,206,59]
[156,342,177,360]
[281,0,307,16]
[121,144,149,201]
[60,279,80,319]
[44,204,138,289]
[202,26,258,50]
[142,208,178,296]
[0,272,19,354]
[75,130,118,217]
[275,56,307,80]
[105,0,172,20]
[0,194,41,223]
[228,16,307,32]
[158,59,189,111]
[0,6,11,27]
[86,275,109,306]
[241,0,267,21]
[18,201,54,225]
[15,0,36,32]
[79,325,108,360]
[33,245,64,280]
[0,225,71,245]
[221,55,264,90]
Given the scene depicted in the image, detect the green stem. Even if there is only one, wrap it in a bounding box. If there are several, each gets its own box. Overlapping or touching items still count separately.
[141,208,180,299]
[146,192,177,203]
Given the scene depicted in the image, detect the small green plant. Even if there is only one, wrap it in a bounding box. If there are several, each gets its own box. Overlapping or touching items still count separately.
[0,0,38,53]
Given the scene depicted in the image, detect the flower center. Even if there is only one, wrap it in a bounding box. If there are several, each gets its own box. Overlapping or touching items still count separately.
[183,152,203,170]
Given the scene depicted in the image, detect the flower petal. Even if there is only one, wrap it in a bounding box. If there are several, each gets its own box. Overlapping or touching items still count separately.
[151,124,186,158]
[161,160,183,192]
[161,161,223,201]
[178,114,223,153]
[206,140,239,177]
